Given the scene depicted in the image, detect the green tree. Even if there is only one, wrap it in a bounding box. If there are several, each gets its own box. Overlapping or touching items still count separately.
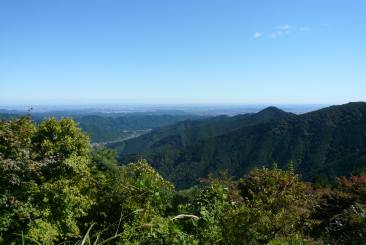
[0,117,94,242]
[174,172,239,244]
[223,166,312,244]
[85,157,177,243]
[311,175,366,244]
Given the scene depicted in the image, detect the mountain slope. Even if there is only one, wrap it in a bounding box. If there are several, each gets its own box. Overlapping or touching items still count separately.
[76,114,203,142]
[0,112,202,143]
[109,106,293,154]
[110,102,366,189]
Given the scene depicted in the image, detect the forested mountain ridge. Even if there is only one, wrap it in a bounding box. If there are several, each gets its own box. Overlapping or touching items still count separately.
[110,102,366,189]
[0,112,203,143]
[77,114,203,142]
[109,106,293,155]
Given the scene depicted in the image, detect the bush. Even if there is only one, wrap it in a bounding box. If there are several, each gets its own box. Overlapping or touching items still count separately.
[311,175,366,244]
[223,166,313,244]
[0,117,94,242]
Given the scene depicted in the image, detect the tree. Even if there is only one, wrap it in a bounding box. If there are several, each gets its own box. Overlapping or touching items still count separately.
[223,166,313,244]
[311,175,366,244]
[0,117,94,242]
[85,157,177,242]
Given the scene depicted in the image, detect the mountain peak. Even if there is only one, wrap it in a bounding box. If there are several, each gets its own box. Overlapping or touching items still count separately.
[258,106,285,114]
[253,106,293,120]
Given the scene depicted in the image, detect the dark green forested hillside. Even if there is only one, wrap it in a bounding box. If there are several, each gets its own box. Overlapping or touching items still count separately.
[110,102,366,189]
[109,106,292,155]
[77,114,203,142]
[0,112,202,143]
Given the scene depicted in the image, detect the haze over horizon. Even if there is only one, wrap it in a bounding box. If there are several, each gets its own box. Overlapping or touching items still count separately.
[1,0,365,105]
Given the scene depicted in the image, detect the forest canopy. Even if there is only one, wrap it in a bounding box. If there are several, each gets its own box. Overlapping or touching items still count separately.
[1,117,366,244]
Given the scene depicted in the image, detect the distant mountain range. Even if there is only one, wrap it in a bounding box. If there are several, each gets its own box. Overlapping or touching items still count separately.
[109,102,366,189]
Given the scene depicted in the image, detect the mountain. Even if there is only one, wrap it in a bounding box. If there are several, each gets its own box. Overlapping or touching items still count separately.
[109,106,292,154]
[76,114,203,142]
[109,102,366,189]
[0,112,203,143]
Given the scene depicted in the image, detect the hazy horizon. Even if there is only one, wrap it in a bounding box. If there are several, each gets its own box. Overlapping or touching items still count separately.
[0,102,334,116]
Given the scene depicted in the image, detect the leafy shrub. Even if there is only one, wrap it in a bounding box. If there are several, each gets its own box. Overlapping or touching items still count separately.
[223,166,313,244]
[312,175,366,244]
[0,117,94,242]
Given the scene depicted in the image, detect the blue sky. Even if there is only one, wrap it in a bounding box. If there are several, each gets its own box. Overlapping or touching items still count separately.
[0,0,365,105]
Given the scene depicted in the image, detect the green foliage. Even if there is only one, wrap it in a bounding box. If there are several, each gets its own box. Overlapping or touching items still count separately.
[311,175,366,244]
[84,154,176,242]
[0,117,94,242]
[2,115,366,244]
[268,235,317,245]
[119,211,198,245]
[222,166,312,244]
[177,183,229,244]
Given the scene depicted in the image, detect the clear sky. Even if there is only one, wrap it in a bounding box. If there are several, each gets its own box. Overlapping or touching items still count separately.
[0,0,365,105]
